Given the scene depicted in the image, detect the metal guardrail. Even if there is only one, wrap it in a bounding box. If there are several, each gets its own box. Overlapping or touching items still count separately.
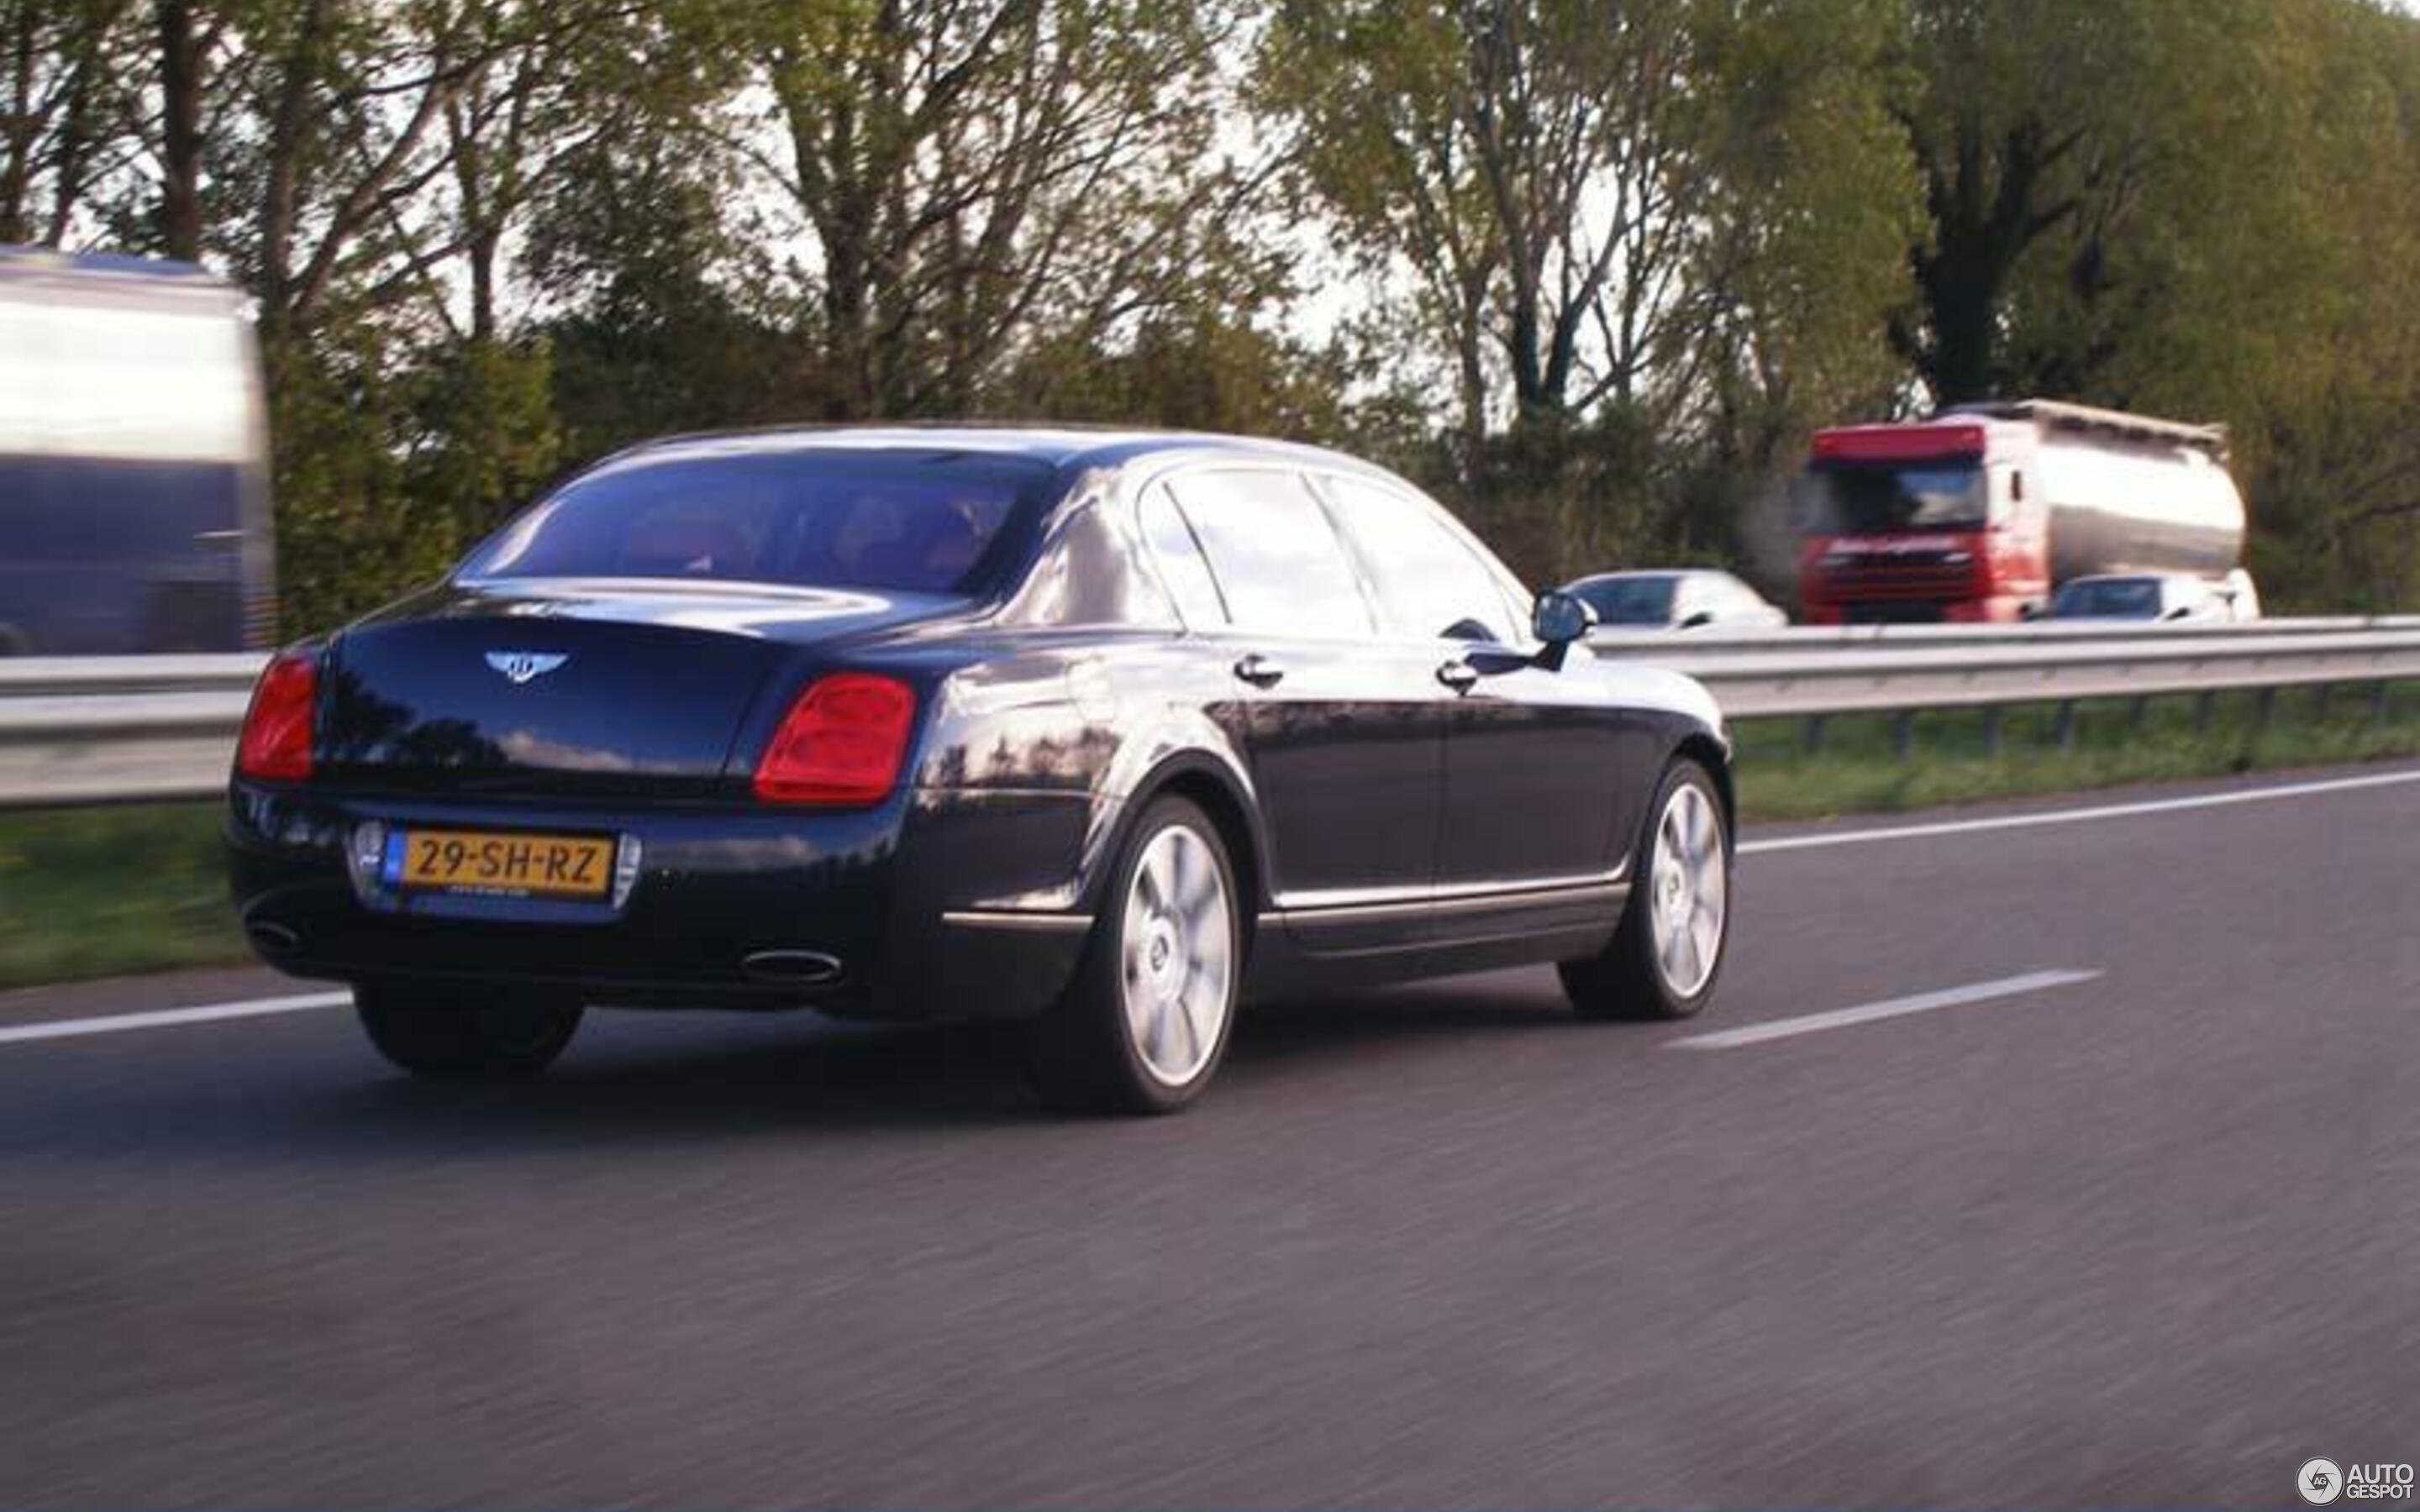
[1676,629,2420,719]
[3,622,2419,806]
[0,655,260,807]
[1586,614,2420,660]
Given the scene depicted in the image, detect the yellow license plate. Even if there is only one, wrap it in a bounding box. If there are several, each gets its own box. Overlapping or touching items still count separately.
[392,828,614,899]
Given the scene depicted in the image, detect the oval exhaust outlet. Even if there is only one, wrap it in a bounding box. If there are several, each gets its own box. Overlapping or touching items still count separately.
[246,920,301,953]
[741,950,844,986]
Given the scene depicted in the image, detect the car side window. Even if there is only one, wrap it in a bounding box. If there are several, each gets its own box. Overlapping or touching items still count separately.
[1004,499,1177,628]
[1321,475,1518,643]
[1166,469,1373,637]
[1137,484,1228,628]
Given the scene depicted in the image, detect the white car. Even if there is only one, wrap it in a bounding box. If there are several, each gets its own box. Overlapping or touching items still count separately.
[1565,570,1790,632]
[2046,570,2262,625]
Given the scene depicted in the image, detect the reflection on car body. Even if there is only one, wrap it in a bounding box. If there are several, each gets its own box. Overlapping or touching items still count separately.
[229,428,1736,1113]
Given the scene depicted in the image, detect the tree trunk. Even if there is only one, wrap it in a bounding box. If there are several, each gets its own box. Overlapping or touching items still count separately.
[157,0,203,260]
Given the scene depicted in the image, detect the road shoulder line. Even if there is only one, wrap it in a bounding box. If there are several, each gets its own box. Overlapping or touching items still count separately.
[0,990,351,1047]
[1739,766,2420,855]
[1667,969,2103,1050]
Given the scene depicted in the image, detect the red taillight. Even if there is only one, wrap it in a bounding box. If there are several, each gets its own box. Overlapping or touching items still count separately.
[236,650,318,782]
[752,674,917,806]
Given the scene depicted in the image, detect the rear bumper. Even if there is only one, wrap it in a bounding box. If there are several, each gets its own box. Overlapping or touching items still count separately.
[226,781,1102,1020]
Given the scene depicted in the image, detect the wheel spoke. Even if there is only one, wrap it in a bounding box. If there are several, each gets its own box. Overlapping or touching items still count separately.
[1139,846,1171,915]
[1160,991,1197,1069]
[1178,973,1219,1056]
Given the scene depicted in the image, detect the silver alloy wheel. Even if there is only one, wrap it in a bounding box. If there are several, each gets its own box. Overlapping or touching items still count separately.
[1648,781,1728,998]
[1118,823,1234,1087]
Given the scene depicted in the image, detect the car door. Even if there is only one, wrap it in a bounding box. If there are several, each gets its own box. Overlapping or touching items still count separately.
[1314,474,1641,921]
[1160,468,1448,942]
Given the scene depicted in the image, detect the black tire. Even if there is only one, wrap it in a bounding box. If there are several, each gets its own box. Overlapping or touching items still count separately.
[1560,758,1731,1021]
[1023,795,1243,1116]
[355,982,584,1081]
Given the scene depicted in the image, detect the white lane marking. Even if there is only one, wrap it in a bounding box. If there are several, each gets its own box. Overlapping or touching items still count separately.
[0,990,350,1047]
[1739,766,2420,856]
[1668,969,2103,1050]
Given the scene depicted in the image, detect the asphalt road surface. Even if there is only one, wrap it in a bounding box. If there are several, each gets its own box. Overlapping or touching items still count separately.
[4,765,2417,1507]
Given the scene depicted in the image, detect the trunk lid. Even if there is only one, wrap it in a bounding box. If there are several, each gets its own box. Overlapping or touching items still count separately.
[318,580,953,797]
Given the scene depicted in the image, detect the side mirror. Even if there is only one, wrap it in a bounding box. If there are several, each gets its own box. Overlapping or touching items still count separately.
[2020,601,2046,622]
[1532,591,1595,669]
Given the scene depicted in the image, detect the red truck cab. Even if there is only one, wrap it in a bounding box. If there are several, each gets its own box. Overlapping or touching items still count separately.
[1793,417,2042,625]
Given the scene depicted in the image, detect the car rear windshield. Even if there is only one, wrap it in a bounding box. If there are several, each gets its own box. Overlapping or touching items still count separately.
[459,449,1055,596]
[2051,578,2162,618]
[1797,461,1986,535]
[1572,576,1676,626]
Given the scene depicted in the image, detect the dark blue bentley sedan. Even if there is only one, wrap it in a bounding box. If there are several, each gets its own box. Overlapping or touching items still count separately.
[229,428,1734,1113]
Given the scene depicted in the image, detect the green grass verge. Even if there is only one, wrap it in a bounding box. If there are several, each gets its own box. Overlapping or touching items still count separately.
[0,802,248,991]
[1735,681,2420,822]
[0,681,2415,990]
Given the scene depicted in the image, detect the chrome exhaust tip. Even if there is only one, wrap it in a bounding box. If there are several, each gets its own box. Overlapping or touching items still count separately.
[740,950,844,987]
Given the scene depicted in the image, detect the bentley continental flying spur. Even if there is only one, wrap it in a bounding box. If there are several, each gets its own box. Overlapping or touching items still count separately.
[228,428,1735,1113]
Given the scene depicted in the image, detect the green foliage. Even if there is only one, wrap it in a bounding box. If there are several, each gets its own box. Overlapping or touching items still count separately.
[1735,684,2420,822]
[0,803,245,988]
[7,0,2417,623]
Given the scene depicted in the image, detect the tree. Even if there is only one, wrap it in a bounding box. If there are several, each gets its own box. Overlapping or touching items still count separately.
[1887,0,2267,405]
[713,0,1268,420]
[1260,1,1915,454]
[0,0,139,245]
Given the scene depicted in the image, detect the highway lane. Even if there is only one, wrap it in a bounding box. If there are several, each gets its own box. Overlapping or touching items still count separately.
[1,765,2415,1507]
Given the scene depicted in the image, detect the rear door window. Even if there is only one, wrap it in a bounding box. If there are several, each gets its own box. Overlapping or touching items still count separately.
[1166,469,1372,637]
[1137,484,1229,627]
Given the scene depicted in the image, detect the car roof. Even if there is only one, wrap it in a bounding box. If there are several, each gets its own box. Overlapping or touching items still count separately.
[592,423,1402,482]
[1567,570,1730,589]
[2064,572,2197,589]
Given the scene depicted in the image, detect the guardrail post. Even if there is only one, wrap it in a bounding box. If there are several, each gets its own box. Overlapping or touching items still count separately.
[1803,715,1828,754]
[2254,687,2276,732]
[1892,711,1914,763]
[2373,682,2393,720]
[2314,683,2332,720]
[2128,696,2149,732]
[2054,700,2078,753]
[1981,706,2002,756]
[2195,691,2216,732]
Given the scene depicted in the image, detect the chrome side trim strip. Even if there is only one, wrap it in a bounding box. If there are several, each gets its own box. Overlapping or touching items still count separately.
[940,910,1096,933]
[1270,867,1628,915]
[1265,880,1629,928]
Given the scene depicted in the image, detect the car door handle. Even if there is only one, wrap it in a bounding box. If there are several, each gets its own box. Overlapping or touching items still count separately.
[1233,654,1286,689]
[1436,659,1480,693]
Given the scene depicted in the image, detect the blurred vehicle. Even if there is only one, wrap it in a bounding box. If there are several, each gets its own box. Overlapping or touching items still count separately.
[2045,569,2262,624]
[1792,397,2247,626]
[0,247,273,654]
[1565,570,1789,632]
[228,428,1735,1114]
